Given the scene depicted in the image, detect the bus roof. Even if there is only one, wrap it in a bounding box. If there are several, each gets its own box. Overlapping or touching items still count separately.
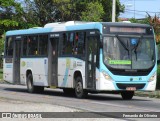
[6,21,102,36]
[6,21,151,36]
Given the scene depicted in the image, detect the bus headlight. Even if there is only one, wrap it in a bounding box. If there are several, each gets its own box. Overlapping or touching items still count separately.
[102,71,113,81]
[148,72,156,82]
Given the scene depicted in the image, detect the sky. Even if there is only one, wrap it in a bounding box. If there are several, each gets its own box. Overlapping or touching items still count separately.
[120,0,160,19]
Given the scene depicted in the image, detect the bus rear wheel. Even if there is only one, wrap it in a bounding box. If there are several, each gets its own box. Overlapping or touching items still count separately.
[75,77,88,98]
[27,73,44,93]
[121,91,134,100]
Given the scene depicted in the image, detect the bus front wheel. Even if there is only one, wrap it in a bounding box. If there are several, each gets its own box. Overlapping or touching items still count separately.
[27,73,44,93]
[75,77,88,98]
[121,91,134,100]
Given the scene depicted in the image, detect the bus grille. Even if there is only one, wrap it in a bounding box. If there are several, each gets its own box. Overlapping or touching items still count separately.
[116,83,146,90]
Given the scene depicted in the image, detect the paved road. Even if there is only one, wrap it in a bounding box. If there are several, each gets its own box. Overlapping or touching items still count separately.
[0,84,160,120]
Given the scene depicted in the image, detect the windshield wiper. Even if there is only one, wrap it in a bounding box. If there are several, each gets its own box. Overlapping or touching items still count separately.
[116,35,130,57]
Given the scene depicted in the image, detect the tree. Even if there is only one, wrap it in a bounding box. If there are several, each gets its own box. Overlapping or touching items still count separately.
[0,0,21,61]
[129,14,160,43]
[129,18,150,24]
[0,34,4,54]
[21,0,124,26]
[147,14,160,43]
[22,0,58,26]
[55,0,124,22]
[101,0,124,22]
[0,0,20,36]
[81,2,104,22]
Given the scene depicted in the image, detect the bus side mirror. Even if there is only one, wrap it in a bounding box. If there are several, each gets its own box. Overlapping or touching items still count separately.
[157,44,160,64]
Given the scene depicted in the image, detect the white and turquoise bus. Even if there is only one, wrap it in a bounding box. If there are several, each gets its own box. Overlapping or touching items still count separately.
[3,21,158,100]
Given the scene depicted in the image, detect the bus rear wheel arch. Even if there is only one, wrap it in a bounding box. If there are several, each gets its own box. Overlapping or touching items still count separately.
[121,91,134,100]
[26,72,44,93]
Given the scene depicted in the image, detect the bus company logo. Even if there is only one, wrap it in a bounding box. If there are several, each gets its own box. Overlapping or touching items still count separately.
[2,113,12,118]
[21,61,26,67]
[130,78,133,81]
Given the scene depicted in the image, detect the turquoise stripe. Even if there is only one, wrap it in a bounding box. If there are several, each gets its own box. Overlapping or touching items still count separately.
[61,68,69,87]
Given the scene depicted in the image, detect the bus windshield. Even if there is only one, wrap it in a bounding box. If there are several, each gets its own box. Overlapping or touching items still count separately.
[103,36,155,70]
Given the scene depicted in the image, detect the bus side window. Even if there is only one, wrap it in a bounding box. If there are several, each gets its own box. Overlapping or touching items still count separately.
[23,36,28,56]
[28,36,38,56]
[74,32,85,55]
[39,35,48,56]
[61,33,74,55]
[61,33,66,54]
[5,37,13,57]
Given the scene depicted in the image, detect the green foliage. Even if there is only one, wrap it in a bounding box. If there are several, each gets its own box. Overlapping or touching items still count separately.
[0,20,18,35]
[0,35,4,53]
[0,0,15,7]
[148,15,160,43]
[22,0,124,26]
[0,0,23,35]
[0,20,18,27]
[81,2,104,22]
[129,18,150,24]
[157,64,160,89]
[101,0,124,22]
[0,68,3,80]
[0,35,4,69]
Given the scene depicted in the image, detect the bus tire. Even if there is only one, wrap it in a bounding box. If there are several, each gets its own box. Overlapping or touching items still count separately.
[27,73,44,93]
[27,73,35,93]
[75,77,88,98]
[121,91,134,100]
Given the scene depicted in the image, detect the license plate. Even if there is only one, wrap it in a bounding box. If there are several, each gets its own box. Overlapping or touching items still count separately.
[126,87,136,91]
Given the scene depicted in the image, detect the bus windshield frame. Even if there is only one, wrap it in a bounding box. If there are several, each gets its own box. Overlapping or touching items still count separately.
[102,34,156,71]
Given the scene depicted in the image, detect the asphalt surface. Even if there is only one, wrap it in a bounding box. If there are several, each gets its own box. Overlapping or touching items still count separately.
[0,84,160,120]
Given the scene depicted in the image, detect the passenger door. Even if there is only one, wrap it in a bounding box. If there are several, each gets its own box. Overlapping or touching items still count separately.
[48,34,59,86]
[13,36,22,84]
[86,31,99,89]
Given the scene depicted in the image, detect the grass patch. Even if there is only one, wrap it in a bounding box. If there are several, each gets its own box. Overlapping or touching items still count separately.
[156,64,160,89]
[135,91,160,98]
[0,68,3,80]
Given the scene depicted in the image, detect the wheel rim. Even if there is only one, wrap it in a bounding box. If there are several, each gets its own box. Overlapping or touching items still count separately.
[76,82,82,95]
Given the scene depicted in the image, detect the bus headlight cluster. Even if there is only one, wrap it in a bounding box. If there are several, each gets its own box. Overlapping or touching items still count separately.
[148,72,156,82]
[102,71,113,81]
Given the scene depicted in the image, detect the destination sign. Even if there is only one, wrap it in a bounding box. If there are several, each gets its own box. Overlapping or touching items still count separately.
[102,25,153,35]
[110,27,146,34]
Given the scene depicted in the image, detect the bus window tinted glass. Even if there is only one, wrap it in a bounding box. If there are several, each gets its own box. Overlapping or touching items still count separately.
[74,32,85,55]
[23,36,27,56]
[62,33,74,55]
[6,37,13,56]
[39,35,48,56]
[28,36,38,56]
